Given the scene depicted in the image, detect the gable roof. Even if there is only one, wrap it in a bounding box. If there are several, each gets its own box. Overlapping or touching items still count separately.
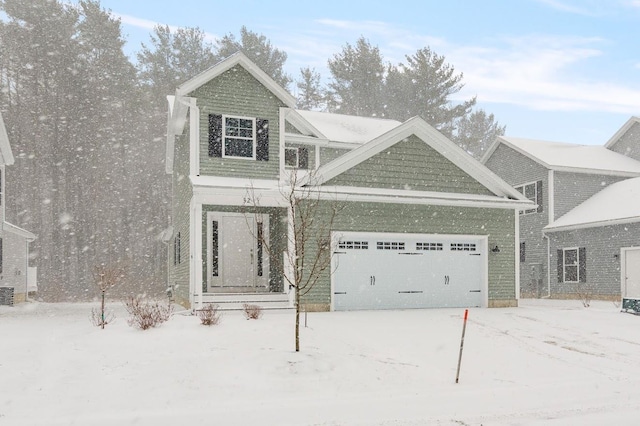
[311,116,527,200]
[2,221,36,241]
[482,136,640,177]
[604,116,640,149]
[293,110,401,144]
[0,111,15,166]
[544,176,640,232]
[175,52,296,107]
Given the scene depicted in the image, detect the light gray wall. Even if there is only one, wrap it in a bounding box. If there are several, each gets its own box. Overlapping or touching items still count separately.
[0,229,29,301]
[547,223,640,298]
[553,172,626,219]
[608,122,640,161]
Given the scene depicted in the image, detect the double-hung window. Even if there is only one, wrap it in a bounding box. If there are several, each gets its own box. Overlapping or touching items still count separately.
[284,147,309,169]
[558,247,586,283]
[515,180,542,215]
[223,115,256,159]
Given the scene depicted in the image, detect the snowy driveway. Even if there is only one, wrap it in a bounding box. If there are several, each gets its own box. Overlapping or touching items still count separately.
[1,299,639,425]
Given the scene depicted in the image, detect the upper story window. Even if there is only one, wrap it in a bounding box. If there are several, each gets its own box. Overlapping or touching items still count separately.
[284,147,309,169]
[208,114,269,161]
[224,116,255,158]
[515,180,542,215]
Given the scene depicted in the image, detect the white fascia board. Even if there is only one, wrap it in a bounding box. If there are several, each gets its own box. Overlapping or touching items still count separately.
[190,175,280,190]
[310,186,533,210]
[604,116,640,149]
[284,108,328,139]
[543,216,640,233]
[497,136,552,169]
[549,165,640,177]
[479,137,501,165]
[3,221,36,241]
[176,52,296,107]
[284,132,360,150]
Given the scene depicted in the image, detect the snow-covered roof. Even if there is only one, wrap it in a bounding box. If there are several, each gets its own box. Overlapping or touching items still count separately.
[294,110,401,144]
[483,136,640,176]
[544,177,640,232]
[604,116,640,149]
[0,111,15,166]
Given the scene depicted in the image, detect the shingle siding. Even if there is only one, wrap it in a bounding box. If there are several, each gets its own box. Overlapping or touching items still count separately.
[301,201,516,309]
[547,223,640,298]
[190,66,286,180]
[609,122,640,161]
[320,147,350,165]
[484,143,549,297]
[553,172,626,219]
[326,135,493,195]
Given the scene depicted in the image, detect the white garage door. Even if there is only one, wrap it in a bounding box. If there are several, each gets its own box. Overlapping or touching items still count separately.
[332,232,486,311]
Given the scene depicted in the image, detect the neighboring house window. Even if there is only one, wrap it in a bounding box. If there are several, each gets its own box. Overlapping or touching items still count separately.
[208,114,269,161]
[515,180,543,214]
[284,147,309,169]
[557,247,586,283]
[174,232,181,265]
[520,242,525,263]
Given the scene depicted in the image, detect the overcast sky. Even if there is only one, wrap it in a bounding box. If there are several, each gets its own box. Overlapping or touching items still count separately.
[91,0,640,145]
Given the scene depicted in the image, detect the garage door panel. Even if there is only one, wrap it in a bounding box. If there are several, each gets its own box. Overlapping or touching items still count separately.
[333,232,485,310]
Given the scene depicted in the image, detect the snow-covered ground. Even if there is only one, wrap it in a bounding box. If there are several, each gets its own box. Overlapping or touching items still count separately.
[1,299,639,425]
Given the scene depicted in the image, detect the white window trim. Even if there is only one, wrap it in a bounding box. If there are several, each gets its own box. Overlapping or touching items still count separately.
[515,181,538,215]
[562,247,580,283]
[222,114,256,160]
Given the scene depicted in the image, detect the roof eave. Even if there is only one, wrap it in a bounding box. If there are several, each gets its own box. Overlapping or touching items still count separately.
[544,216,640,233]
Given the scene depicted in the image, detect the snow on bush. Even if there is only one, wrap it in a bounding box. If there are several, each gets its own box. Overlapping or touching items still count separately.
[124,295,172,330]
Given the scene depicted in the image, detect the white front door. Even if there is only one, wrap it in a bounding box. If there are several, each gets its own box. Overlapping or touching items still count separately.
[623,248,640,298]
[207,212,269,291]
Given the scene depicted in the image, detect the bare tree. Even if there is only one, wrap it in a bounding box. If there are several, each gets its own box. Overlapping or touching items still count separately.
[91,263,124,329]
[246,170,342,352]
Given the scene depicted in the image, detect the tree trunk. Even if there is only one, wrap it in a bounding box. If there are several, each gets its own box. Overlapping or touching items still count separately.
[295,285,300,352]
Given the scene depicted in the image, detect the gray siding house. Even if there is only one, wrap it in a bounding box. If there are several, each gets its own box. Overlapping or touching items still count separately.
[482,124,640,301]
[165,53,533,312]
[0,111,36,305]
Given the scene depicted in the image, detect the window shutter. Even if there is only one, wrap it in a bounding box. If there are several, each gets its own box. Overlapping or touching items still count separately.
[557,249,563,283]
[520,242,525,263]
[536,180,543,213]
[208,114,222,157]
[298,147,309,169]
[579,247,587,283]
[256,118,269,161]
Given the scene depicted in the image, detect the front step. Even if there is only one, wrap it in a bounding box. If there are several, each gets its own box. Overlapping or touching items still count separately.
[196,292,292,311]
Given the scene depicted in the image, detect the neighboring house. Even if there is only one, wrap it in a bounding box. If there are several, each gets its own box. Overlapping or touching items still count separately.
[482,131,640,300]
[605,116,640,161]
[165,53,533,312]
[0,111,37,305]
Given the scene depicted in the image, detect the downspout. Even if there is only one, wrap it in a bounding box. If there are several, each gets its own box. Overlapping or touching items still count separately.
[542,169,554,298]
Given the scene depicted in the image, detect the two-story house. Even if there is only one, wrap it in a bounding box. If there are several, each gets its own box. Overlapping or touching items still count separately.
[482,127,640,301]
[0,111,36,305]
[165,53,533,312]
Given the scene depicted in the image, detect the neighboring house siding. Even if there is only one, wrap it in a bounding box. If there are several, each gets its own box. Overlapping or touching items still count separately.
[553,172,626,219]
[326,136,493,195]
[302,201,516,310]
[191,66,286,179]
[483,143,549,296]
[171,127,193,306]
[200,205,287,293]
[609,122,640,161]
[548,223,640,298]
[0,229,29,303]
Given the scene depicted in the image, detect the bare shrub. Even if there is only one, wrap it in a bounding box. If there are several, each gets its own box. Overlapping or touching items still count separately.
[90,307,115,327]
[197,303,222,326]
[124,295,173,330]
[574,282,593,308]
[243,303,263,320]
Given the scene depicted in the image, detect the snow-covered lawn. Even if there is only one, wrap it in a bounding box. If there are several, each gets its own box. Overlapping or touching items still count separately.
[1,299,639,425]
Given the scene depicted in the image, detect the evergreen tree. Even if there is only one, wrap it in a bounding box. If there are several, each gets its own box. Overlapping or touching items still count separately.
[327,37,386,117]
[216,26,291,89]
[454,109,506,159]
[296,67,325,110]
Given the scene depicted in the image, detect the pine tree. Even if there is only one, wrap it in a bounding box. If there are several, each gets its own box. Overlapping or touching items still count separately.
[454,109,506,159]
[296,67,325,110]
